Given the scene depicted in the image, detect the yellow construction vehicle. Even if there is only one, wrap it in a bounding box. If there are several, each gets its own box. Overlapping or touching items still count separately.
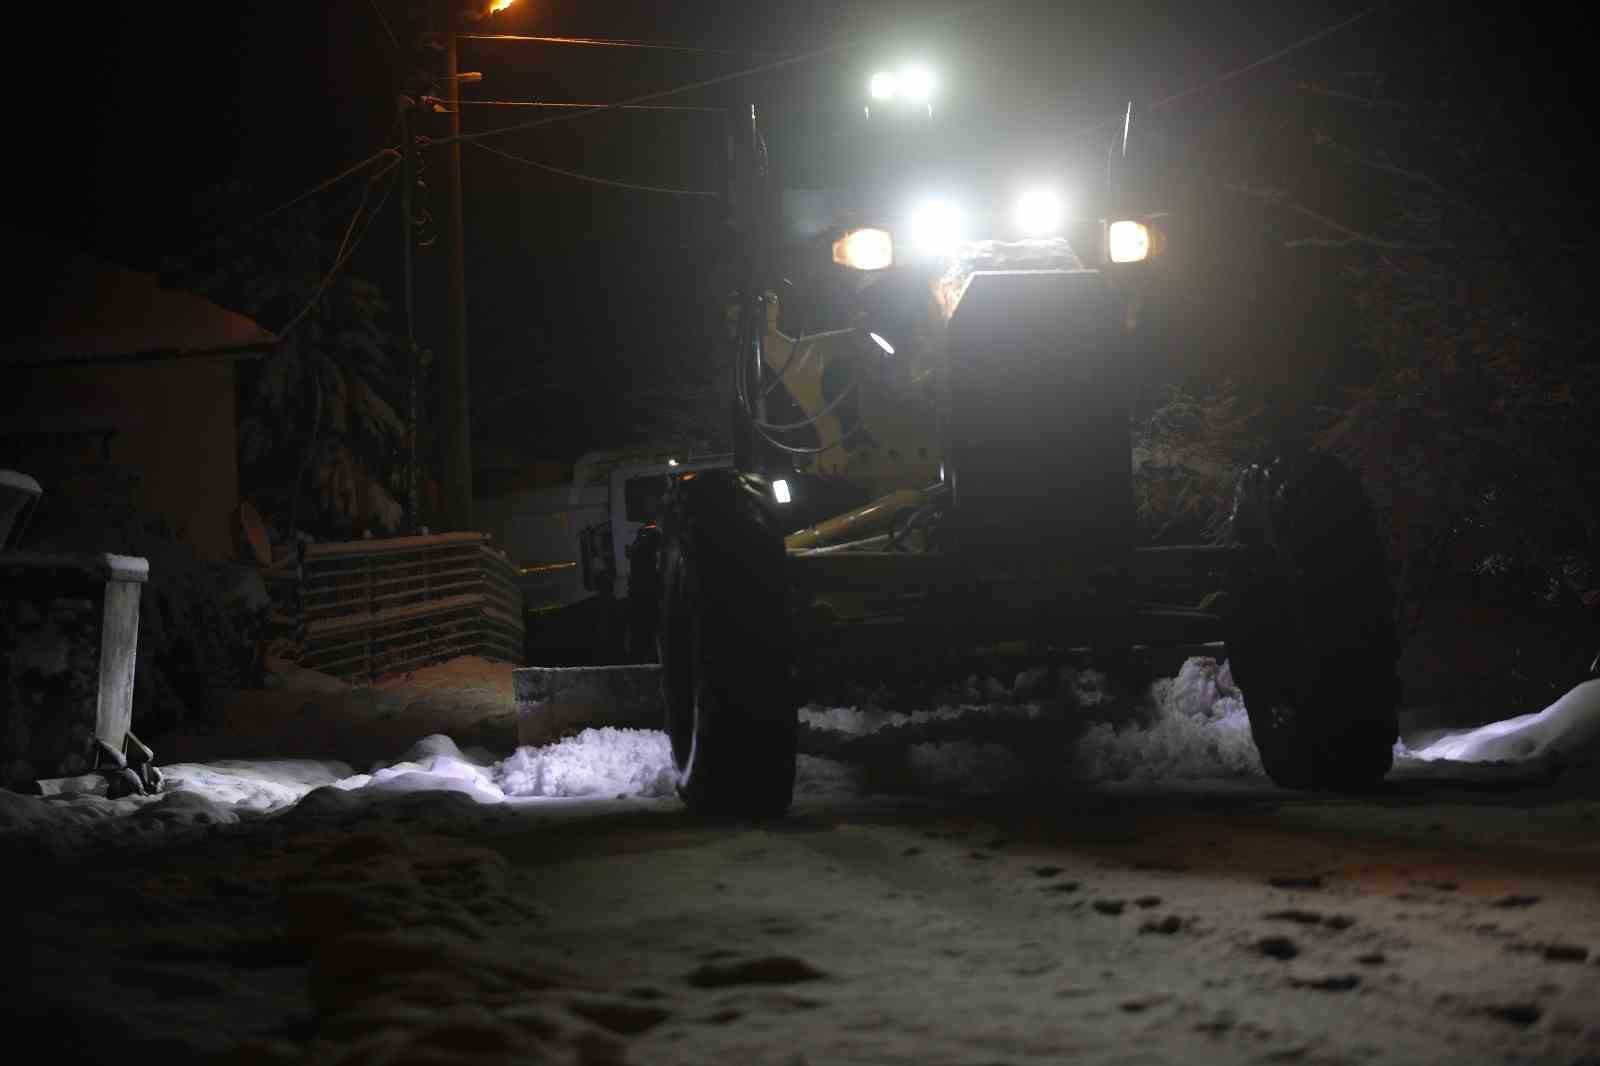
[607,71,1399,817]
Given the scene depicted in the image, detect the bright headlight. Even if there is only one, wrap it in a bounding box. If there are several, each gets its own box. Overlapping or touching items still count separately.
[1013,188,1064,237]
[869,71,897,101]
[909,199,965,256]
[899,65,935,103]
[1107,220,1151,263]
[832,227,894,271]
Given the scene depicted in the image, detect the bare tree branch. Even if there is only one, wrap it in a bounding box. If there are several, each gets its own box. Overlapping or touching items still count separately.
[1297,81,1410,109]
[1312,131,1470,205]
[1227,183,1450,252]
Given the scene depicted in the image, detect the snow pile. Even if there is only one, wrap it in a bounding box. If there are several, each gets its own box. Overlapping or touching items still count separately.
[8,661,1599,853]
[0,729,679,851]
[800,658,1263,788]
[496,727,676,799]
[1072,658,1263,782]
[332,731,677,803]
[163,758,353,810]
[1402,678,1600,765]
[331,735,505,804]
[0,783,237,853]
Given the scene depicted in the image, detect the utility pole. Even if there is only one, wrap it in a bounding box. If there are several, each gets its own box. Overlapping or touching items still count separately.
[398,93,421,533]
[437,0,474,531]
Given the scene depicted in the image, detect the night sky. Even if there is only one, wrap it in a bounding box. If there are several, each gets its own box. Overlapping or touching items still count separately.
[8,1,1594,465]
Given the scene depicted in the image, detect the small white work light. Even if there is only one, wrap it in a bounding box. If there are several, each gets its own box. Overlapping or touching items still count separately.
[772,479,793,504]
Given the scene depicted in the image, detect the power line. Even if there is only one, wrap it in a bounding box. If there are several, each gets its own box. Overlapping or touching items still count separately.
[258,147,400,224]
[1040,5,1385,152]
[458,32,772,57]
[1150,6,1380,111]
[274,158,401,339]
[438,98,726,112]
[469,140,719,197]
[249,2,1377,232]
[364,0,402,53]
[421,0,1007,151]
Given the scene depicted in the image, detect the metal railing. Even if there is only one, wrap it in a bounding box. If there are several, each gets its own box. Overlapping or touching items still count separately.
[295,532,524,682]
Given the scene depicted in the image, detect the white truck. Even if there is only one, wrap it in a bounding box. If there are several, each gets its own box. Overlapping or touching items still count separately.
[476,449,733,664]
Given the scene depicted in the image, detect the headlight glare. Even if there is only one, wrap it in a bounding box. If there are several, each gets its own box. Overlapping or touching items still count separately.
[1013,188,1064,237]
[869,72,897,101]
[908,199,965,256]
[899,65,935,103]
[1107,220,1151,263]
[832,227,894,271]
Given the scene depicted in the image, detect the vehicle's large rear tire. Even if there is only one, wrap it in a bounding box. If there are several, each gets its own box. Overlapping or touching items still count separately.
[1226,452,1400,790]
[657,470,795,817]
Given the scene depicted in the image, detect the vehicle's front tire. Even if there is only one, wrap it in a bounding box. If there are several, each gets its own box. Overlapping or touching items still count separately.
[657,470,796,817]
[1226,452,1400,790]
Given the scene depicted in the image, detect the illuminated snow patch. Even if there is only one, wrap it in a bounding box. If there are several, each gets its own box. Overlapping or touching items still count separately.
[327,731,678,802]
[496,727,677,798]
[801,658,1263,785]
[162,759,353,811]
[1068,658,1261,781]
[1404,678,1600,764]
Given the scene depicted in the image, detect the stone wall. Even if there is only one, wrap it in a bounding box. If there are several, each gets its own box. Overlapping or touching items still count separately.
[0,566,104,789]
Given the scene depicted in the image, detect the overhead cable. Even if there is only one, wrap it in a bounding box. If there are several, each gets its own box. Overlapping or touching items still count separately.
[468,140,719,197]
[459,32,772,57]
[423,0,1006,151]
[274,158,401,339]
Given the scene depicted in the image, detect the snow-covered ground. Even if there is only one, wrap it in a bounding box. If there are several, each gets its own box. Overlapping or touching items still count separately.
[7,654,1600,1066]
[7,656,1599,855]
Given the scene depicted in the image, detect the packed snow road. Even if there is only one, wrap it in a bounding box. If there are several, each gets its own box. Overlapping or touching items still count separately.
[4,660,1600,1065]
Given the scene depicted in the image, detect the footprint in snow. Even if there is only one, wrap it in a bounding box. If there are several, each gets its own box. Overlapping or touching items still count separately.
[1092,900,1126,916]
[566,997,672,1035]
[1480,1003,1543,1027]
[1264,909,1324,925]
[686,956,828,988]
[1542,944,1590,963]
[1492,894,1542,908]
[1267,875,1324,890]
[1289,974,1361,992]
[1256,936,1300,960]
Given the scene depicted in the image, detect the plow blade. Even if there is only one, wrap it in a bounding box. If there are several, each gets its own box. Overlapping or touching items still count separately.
[513,664,663,747]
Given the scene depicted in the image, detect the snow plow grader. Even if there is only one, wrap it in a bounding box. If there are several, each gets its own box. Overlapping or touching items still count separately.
[572,80,1400,817]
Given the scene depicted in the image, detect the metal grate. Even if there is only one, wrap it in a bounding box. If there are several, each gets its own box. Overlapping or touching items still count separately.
[296,532,524,682]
